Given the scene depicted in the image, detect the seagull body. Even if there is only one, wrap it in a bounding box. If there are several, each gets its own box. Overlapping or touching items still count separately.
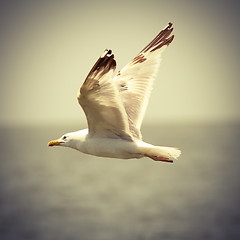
[48,23,181,163]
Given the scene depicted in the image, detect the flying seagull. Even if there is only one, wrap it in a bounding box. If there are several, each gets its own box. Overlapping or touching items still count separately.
[48,23,181,163]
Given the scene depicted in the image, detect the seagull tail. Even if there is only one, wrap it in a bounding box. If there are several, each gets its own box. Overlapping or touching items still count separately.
[142,145,181,163]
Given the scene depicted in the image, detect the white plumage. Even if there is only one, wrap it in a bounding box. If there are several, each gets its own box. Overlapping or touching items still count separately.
[48,23,181,163]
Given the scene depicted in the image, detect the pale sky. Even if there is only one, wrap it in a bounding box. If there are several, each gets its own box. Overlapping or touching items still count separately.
[0,0,239,126]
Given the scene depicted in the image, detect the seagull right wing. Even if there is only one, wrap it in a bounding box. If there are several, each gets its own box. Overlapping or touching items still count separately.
[77,50,133,141]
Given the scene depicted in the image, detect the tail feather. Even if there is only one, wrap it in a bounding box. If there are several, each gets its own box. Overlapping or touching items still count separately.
[143,145,181,163]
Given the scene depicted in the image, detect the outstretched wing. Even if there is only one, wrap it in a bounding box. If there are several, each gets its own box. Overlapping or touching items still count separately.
[78,50,133,141]
[113,23,174,139]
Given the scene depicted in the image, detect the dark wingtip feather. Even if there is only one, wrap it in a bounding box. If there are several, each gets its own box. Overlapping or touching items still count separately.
[141,22,174,53]
[85,49,116,80]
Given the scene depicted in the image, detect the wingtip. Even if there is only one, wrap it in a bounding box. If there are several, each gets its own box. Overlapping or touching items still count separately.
[166,34,174,46]
[84,48,116,81]
[167,22,173,29]
[141,22,174,53]
[101,49,113,58]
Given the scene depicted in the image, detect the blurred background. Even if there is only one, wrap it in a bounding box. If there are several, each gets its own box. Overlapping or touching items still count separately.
[0,0,240,239]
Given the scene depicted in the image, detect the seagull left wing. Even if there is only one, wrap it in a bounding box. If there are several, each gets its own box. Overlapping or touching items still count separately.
[77,50,133,141]
[113,23,174,139]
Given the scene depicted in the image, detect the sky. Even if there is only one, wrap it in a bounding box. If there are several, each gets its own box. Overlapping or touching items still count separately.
[0,0,240,126]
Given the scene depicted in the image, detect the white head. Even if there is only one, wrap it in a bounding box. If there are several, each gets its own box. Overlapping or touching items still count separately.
[48,129,88,149]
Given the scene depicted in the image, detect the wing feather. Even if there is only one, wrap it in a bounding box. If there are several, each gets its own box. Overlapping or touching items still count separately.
[113,23,174,139]
[78,50,133,141]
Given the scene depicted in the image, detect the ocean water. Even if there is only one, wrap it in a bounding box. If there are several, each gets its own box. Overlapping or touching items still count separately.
[0,123,240,240]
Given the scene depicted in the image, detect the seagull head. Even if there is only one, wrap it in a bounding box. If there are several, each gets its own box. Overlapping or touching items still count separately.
[48,133,72,147]
[48,129,88,149]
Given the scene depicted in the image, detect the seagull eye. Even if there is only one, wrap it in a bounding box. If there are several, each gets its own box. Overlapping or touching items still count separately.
[63,136,67,140]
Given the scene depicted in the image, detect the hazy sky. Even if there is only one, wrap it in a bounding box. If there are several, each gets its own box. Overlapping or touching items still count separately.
[1,0,240,126]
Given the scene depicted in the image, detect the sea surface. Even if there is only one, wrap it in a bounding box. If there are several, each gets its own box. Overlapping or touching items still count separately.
[0,123,240,240]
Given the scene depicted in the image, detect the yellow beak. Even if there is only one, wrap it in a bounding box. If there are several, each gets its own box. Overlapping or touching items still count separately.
[48,139,61,146]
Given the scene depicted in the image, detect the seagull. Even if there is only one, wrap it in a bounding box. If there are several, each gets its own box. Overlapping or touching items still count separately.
[48,23,181,163]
